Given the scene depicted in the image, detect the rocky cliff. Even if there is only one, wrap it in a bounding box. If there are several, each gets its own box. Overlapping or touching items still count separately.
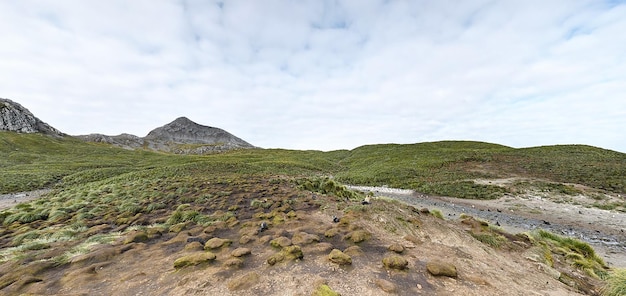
[0,98,63,136]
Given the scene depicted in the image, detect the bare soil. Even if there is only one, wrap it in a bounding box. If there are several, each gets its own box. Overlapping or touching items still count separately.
[349,183,626,268]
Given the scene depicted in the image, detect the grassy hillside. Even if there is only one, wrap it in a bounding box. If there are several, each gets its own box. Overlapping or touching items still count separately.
[2,132,625,198]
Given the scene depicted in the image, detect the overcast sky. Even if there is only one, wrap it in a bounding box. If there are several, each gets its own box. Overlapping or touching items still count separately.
[1,1,625,152]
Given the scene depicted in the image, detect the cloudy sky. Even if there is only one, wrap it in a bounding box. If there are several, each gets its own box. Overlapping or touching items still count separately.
[1,1,625,152]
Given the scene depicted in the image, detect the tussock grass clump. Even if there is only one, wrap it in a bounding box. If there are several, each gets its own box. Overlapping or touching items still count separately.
[429,209,444,219]
[530,230,607,278]
[602,268,626,296]
[295,177,363,201]
[470,232,507,248]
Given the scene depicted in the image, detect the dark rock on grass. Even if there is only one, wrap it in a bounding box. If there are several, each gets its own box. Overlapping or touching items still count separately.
[328,249,352,265]
[230,247,251,257]
[204,237,232,250]
[382,255,409,270]
[426,260,457,277]
[374,278,397,293]
[388,243,405,253]
[173,252,216,269]
[228,272,260,291]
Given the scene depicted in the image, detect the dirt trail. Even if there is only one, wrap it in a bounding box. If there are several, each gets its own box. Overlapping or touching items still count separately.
[349,186,626,268]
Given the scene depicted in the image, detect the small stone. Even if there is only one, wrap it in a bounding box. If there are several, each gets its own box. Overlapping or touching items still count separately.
[388,243,405,253]
[344,246,363,257]
[183,241,204,252]
[123,231,149,244]
[328,249,352,265]
[231,247,252,257]
[270,236,292,248]
[426,260,457,277]
[345,230,370,243]
[239,235,255,245]
[204,237,232,249]
[382,255,409,270]
[222,258,244,268]
[375,278,397,293]
[227,272,260,291]
[173,252,216,269]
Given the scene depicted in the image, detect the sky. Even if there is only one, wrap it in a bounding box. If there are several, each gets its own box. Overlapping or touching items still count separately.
[1,0,625,152]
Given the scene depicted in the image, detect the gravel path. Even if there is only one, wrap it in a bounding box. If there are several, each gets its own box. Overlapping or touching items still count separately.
[348,185,626,268]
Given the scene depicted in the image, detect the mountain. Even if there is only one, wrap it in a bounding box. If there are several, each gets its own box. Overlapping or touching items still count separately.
[78,117,255,154]
[0,98,63,136]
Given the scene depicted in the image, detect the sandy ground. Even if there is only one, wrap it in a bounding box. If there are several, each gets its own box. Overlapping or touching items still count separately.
[0,189,51,211]
[349,186,626,268]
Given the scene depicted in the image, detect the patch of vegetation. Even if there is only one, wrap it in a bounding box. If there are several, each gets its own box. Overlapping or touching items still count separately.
[602,268,626,296]
[295,177,363,201]
[529,230,608,279]
[429,209,444,219]
[471,232,507,248]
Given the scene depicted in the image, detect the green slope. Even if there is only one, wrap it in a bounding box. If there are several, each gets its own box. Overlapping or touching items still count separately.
[1,132,624,198]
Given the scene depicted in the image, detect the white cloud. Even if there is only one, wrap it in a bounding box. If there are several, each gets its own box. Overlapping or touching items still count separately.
[0,0,625,152]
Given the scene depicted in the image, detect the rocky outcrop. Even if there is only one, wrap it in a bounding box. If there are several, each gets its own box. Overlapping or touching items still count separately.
[0,98,63,136]
[75,133,143,149]
[78,117,256,154]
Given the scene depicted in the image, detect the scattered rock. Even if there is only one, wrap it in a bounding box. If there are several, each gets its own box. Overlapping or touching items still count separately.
[267,252,286,265]
[183,241,204,252]
[387,243,404,253]
[123,231,148,244]
[222,258,244,268]
[328,249,352,265]
[227,272,260,291]
[426,260,457,277]
[324,228,340,238]
[345,230,370,243]
[231,247,252,257]
[204,237,232,250]
[292,231,320,245]
[173,252,216,269]
[283,245,304,260]
[382,255,409,270]
[374,278,397,293]
[270,236,292,248]
[239,235,255,245]
[343,246,363,257]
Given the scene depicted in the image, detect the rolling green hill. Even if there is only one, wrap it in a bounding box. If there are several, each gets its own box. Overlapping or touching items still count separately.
[2,132,625,198]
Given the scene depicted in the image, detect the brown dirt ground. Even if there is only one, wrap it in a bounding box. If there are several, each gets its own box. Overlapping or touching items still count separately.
[1,180,601,295]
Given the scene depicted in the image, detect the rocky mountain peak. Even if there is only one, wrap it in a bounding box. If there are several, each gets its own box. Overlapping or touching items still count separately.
[145,117,254,148]
[0,98,62,135]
